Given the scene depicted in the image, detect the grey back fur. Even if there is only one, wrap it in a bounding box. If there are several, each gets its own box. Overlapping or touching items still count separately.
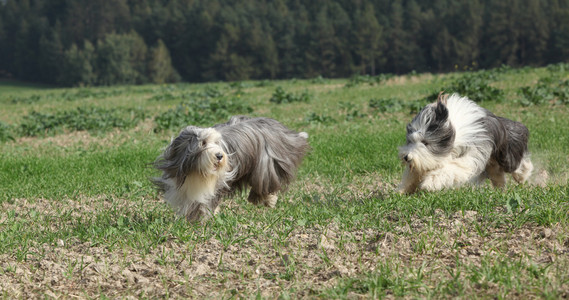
[215,116,309,195]
[482,111,529,172]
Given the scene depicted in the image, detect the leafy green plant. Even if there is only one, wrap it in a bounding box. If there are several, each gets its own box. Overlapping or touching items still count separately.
[546,62,569,73]
[154,98,253,131]
[305,112,335,124]
[18,107,146,136]
[269,87,311,104]
[0,121,15,142]
[517,78,569,106]
[369,98,428,114]
[369,98,404,113]
[344,73,394,88]
[445,72,505,102]
[10,94,43,104]
[340,102,367,121]
[310,75,330,84]
[147,92,179,102]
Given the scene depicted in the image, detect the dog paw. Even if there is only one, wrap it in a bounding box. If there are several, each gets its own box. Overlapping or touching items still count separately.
[263,194,278,208]
[420,173,448,191]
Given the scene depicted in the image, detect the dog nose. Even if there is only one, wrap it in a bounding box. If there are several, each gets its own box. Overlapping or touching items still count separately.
[403,154,409,162]
[215,153,223,161]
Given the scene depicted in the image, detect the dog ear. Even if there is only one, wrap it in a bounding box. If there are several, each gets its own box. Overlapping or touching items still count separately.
[435,92,449,122]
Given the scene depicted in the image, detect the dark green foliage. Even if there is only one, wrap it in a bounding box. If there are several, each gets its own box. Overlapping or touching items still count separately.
[96,32,148,86]
[518,78,569,106]
[369,98,404,113]
[310,75,330,84]
[546,62,569,73]
[340,102,366,121]
[147,40,181,84]
[369,98,429,114]
[7,88,137,104]
[269,87,311,104]
[154,98,253,131]
[344,74,394,88]
[147,93,178,102]
[429,71,505,102]
[18,107,146,137]
[1,0,568,85]
[0,122,15,142]
[10,95,43,104]
[305,112,335,124]
[447,72,504,102]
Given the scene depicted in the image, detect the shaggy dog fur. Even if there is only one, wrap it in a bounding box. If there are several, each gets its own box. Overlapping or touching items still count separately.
[398,93,533,194]
[153,116,309,221]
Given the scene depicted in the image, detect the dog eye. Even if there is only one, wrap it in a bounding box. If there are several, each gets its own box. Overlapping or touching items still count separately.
[201,140,207,147]
[423,141,429,146]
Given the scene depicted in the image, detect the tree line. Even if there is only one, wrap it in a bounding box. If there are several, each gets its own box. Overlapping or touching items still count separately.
[0,0,568,86]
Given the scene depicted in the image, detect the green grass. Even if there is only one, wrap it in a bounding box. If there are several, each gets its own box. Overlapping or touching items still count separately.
[0,66,568,298]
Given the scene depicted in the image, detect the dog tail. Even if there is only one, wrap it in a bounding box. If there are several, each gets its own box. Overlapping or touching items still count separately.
[299,132,309,139]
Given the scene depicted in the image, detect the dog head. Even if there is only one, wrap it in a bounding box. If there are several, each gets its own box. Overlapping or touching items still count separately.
[398,94,455,172]
[155,126,229,187]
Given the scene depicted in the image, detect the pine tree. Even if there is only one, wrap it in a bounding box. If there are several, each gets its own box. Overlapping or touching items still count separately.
[60,41,96,86]
[353,2,382,75]
[38,24,64,84]
[147,39,181,84]
[306,6,338,77]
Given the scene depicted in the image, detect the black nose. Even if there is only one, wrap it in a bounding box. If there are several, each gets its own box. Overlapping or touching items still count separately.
[215,153,223,161]
[403,155,409,162]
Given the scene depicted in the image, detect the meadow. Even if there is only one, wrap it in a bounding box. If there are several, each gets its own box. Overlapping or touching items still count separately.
[0,65,568,298]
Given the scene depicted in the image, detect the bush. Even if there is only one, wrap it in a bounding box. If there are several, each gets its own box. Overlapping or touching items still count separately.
[305,112,335,124]
[369,98,404,113]
[344,73,394,88]
[426,71,504,102]
[10,95,43,104]
[0,122,15,142]
[147,93,179,102]
[340,102,366,121]
[446,72,504,102]
[154,98,253,131]
[518,78,569,106]
[19,107,146,136]
[369,98,428,114]
[310,75,330,84]
[269,87,311,104]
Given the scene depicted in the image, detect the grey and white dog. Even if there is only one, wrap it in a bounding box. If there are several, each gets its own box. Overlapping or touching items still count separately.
[397,93,533,194]
[153,116,309,221]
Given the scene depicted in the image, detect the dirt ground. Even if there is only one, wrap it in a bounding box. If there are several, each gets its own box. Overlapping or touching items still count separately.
[1,195,568,298]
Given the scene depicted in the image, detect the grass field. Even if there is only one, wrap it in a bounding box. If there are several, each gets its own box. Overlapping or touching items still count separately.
[0,66,568,298]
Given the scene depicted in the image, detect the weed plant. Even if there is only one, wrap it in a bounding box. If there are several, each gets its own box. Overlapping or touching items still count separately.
[344,73,394,88]
[18,107,146,137]
[154,98,253,131]
[518,77,569,106]
[441,71,505,102]
[269,86,311,104]
[0,121,14,142]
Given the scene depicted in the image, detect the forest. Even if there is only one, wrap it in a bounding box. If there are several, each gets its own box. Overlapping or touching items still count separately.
[0,0,568,86]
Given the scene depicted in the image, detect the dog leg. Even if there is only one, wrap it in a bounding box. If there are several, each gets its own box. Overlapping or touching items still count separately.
[420,160,473,191]
[397,165,422,194]
[512,156,533,183]
[247,190,262,205]
[248,191,278,208]
[185,203,207,222]
[485,160,506,188]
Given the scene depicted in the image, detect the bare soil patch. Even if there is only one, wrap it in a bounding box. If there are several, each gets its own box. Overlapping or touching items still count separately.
[1,195,568,298]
